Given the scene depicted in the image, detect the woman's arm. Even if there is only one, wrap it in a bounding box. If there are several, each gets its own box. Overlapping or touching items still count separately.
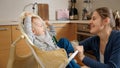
[76,31,120,68]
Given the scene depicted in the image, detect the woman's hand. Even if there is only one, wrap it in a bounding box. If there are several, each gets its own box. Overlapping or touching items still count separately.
[81,66,90,68]
[74,45,85,61]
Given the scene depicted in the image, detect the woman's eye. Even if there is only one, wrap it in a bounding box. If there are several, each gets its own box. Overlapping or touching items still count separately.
[92,17,96,20]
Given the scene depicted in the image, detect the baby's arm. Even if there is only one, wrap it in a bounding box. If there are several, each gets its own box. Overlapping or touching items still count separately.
[45,20,56,36]
[23,12,34,42]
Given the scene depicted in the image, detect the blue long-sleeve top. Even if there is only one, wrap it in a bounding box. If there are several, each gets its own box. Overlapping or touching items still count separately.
[79,30,120,68]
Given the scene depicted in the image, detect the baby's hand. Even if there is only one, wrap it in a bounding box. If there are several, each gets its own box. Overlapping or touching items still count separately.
[45,20,52,27]
[24,12,33,17]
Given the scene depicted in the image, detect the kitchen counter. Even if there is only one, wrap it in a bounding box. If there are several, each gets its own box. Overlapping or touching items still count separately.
[49,20,89,24]
[0,20,89,25]
[0,20,19,25]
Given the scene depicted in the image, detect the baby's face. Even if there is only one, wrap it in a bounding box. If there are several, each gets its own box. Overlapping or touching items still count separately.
[32,18,45,35]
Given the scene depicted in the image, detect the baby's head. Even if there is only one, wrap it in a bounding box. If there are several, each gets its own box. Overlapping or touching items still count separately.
[31,16,46,35]
[20,11,46,36]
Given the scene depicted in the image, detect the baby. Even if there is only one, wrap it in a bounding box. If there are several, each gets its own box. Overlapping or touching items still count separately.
[22,12,80,68]
[23,12,59,51]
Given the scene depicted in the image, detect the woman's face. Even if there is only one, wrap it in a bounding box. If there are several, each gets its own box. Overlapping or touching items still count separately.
[32,18,45,35]
[89,11,105,34]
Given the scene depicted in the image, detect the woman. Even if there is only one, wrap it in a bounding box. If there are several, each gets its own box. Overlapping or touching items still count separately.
[75,7,120,68]
[22,12,80,68]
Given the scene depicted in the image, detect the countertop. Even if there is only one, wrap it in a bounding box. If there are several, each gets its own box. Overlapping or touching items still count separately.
[0,20,19,25]
[48,20,89,24]
[0,20,89,25]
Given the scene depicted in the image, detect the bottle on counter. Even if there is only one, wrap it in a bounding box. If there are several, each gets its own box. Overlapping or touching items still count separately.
[69,0,79,20]
[114,10,120,30]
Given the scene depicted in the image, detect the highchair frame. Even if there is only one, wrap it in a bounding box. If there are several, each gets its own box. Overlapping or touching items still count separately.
[7,23,78,68]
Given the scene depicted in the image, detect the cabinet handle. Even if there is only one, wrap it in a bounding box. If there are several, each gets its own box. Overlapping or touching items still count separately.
[87,25,90,29]
[82,26,86,30]
[0,28,8,31]
[54,26,66,28]
[16,27,20,30]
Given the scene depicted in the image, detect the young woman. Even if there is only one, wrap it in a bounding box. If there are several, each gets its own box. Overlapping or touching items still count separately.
[22,12,80,68]
[75,7,120,68]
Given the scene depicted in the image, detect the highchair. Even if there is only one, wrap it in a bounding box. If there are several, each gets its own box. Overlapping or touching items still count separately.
[7,23,78,68]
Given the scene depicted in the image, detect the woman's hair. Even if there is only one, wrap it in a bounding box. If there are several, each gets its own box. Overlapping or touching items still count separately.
[95,7,116,28]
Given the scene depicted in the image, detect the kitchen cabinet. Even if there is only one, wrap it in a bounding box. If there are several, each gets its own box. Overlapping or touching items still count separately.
[53,23,77,41]
[0,25,12,68]
[77,22,93,41]
[0,25,12,50]
[11,25,31,56]
[0,25,31,68]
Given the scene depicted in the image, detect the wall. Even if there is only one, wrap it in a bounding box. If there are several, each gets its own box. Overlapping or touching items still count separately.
[0,0,120,21]
[92,0,120,11]
[0,0,69,21]
[0,0,33,21]
[76,0,120,19]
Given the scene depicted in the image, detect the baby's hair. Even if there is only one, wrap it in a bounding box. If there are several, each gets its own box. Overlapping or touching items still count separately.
[20,11,46,30]
[31,15,46,30]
